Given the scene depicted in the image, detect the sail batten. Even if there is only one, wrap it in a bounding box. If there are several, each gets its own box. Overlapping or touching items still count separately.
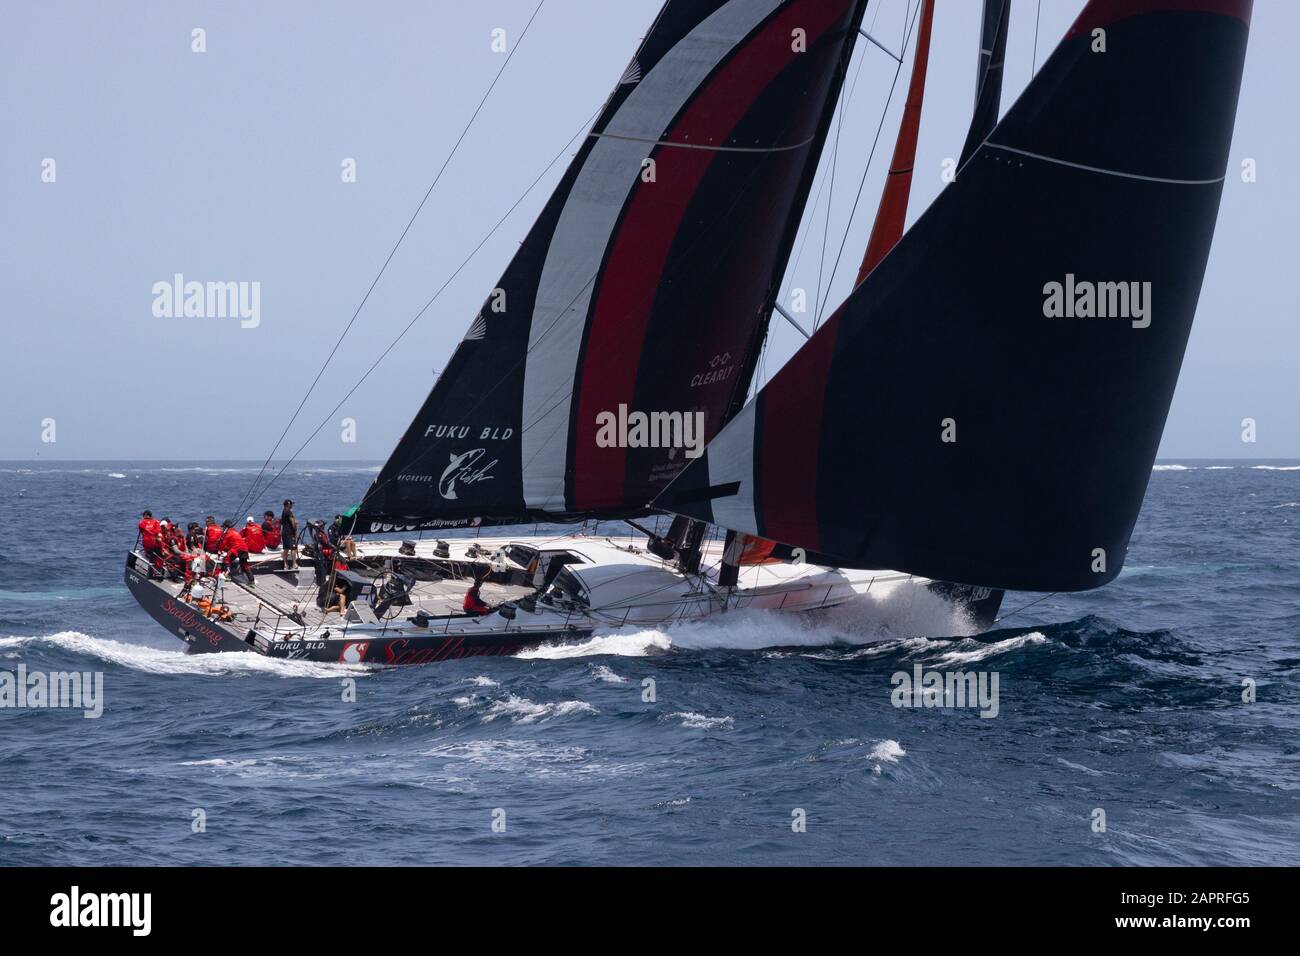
[357,0,869,534]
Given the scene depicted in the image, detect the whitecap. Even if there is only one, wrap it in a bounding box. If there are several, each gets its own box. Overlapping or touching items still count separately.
[482,694,597,724]
[933,631,1048,665]
[669,711,734,730]
[868,739,906,763]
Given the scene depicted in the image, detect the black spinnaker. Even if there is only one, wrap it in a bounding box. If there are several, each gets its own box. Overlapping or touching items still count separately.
[659,0,1253,592]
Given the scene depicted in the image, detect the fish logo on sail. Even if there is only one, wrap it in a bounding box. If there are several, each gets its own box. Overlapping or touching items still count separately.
[464,313,488,341]
[439,449,498,500]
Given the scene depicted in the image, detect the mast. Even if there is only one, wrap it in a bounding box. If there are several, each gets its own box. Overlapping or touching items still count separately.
[957,0,1010,170]
[855,0,935,285]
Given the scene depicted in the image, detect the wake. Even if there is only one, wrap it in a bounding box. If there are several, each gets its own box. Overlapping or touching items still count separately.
[0,631,369,679]
[519,580,976,659]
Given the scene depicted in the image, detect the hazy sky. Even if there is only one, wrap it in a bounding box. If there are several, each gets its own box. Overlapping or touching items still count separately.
[2,0,1295,460]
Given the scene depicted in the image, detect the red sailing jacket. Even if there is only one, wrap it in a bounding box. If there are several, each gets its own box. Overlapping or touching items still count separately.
[242,523,266,553]
[262,518,281,549]
[222,528,248,555]
[463,589,490,615]
[204,523,223,552]
[138,518,162,549]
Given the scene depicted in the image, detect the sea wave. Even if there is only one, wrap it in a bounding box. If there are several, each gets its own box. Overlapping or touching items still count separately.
[932,631,1049,665]
[481,694,598,724]
[0,631,370,679]
[668,711,734,730]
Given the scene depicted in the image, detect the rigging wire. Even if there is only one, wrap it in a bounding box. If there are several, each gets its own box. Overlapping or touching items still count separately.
[233,0,548,518]
[993,591,1058,626]
[813,0,921,330]
[1032,0,1042,75]
[246,100,604,505]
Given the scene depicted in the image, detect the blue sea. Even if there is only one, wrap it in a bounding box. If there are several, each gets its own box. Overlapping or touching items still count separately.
[1,460,1297,866]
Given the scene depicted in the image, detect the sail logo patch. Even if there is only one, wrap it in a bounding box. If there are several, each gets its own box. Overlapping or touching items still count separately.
[340,642,370,663]
[439,449,498,499]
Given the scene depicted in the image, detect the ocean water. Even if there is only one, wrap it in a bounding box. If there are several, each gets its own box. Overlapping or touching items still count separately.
[1,460,1297,866]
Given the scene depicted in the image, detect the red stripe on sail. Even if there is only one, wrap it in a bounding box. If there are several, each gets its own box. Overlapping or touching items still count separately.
[1066,0,1251,37]
[756,310,842,550]
[573,0,855,512]
[856,0,934,285]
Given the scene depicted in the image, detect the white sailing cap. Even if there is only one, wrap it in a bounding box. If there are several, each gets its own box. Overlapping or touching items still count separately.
[246,516,256,523]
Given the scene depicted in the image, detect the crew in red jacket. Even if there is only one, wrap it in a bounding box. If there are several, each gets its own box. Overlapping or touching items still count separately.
[220,519,253,584]
[138,510,163,573]
[204,515,223,554]
[262,511,281,550]
[242,517,266,553]
[463,581,491,615]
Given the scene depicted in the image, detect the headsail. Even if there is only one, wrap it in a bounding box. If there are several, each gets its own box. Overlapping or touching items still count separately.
[659,0,1253,592]
[356,0,869,534]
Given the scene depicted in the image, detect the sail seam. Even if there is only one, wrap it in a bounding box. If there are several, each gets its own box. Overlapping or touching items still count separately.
[588,130,817,153]
[983,142,1227,185]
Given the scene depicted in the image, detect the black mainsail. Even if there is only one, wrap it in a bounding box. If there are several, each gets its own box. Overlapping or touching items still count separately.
[355,0,869,533]
[659,0,1253,592]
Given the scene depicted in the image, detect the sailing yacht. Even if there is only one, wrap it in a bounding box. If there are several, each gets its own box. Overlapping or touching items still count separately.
[125,0,1253,664]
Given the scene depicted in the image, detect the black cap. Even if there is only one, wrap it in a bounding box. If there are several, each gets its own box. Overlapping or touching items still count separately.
[142,510,152,517]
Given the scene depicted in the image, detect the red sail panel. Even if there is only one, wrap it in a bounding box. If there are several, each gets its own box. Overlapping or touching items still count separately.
[572,0,862,513]
[855,0,935,285]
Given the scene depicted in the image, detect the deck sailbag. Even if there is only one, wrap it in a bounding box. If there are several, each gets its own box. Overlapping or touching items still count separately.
[660,0,1253,592]
[355,0,869,533]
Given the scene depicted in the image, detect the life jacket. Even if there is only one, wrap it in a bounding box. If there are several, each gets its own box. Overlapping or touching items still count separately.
[204,523,223,552]
[243,523,266,553]
[263,517,281,549]
[222,528,247,554]
[138,518,162,549]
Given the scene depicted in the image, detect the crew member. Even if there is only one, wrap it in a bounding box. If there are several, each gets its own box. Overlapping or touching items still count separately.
[323,580,350,615]
[281,499,299,571]
[463,579,491,616]
[262,510,281,550]
[243,516,266,553]
[204,515,223,554]
[220,519,254,585]
[138,510,163,574]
